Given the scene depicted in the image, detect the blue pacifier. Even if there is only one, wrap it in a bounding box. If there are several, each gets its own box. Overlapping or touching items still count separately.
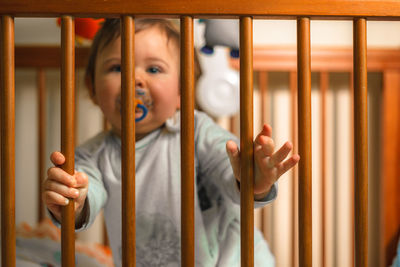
[135,88,153,122]
[135,102,147,122]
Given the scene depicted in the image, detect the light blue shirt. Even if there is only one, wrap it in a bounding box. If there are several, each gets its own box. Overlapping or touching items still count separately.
[73,111,276,267]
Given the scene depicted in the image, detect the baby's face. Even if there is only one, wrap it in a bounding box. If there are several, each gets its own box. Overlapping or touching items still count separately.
[94,26,180,139]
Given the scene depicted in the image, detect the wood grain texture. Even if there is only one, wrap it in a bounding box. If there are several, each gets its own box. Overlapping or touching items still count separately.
[1,15,16,267]
[290,71,299,267]
[15,46,90,68]
[37,68,46,222]
[240,16,254,267]
[180,16,195,267]
[381,70,400,266]
[121,15,135,267]
[297,17,312,267]
[60,15,76,267]
[1,0,400,19]
[231,47,400,72]
[320,72,328,267]
[353,18,368,267]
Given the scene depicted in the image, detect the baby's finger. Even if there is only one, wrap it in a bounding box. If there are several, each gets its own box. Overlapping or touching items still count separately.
[277,154,300,177]
[43,180,80,199]
[226,140,241,181]
[50,151,66,166]
[254,134,275,156]
[268,141,293,167]
[75,172,88,188]
[43,190,71,206]
[47,167,76,187]
[260,124,272,137]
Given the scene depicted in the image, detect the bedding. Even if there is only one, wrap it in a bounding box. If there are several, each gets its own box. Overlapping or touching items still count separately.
[14,219,113,267]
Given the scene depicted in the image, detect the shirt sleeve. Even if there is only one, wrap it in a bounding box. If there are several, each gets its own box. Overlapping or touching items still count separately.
[194,111,277,208]
[73,146,108,231]
[49,141,109,232]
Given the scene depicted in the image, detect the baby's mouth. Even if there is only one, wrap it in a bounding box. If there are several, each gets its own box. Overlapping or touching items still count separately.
[135,109,144,119]
[117,88,152,122]
[134,88,151,122]
[136,88,153,108]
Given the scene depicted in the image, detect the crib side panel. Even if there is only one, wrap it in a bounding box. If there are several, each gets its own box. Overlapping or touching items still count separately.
[1,0,400,18]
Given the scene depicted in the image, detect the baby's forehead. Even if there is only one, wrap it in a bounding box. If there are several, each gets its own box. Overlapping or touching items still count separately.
[99,25,179,55]
[139,25,179,49]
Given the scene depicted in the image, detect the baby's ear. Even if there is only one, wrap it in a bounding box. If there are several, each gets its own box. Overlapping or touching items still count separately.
[84,74,97,104]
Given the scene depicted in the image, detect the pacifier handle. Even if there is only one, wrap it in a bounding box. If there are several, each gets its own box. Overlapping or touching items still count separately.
[135,103,148,122]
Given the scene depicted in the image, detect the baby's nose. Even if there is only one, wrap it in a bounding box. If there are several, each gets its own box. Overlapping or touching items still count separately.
[135,79,143,88]
[135,73,144,88]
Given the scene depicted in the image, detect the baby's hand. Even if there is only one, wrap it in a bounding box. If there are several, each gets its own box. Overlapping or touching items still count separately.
[42,151,89,223]
[226,124,300,200]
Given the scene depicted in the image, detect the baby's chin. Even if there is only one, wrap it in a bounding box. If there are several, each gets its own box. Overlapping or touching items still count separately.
[111,115,165,140]
[135,121,165,140]
[111,126,150,141]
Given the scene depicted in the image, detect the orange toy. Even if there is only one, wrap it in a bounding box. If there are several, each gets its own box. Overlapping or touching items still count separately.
[56,18,104,42]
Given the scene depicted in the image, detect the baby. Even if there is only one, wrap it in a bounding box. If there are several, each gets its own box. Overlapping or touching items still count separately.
[43,18,299,266]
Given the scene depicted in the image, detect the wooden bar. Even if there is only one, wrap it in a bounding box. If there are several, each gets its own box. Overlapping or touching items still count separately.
[15,46,90,68]
[37,68,46,222]
[381,70,400,266]
[121,15,135,267]
[290,70,298,267]
[257,71,267,248]
[60,15,75,267]
[349,71,355,267]
[2,0,400,19]
[353,17,368,267]
[1,15,16,267]
[258,70,268,242]
[258,71,274,253]
[231,47,400,72]
[320,72,328,267]
[297,17,312,267]
[240,16,254,267]
[180,16,195,267]
[259,71,268,126]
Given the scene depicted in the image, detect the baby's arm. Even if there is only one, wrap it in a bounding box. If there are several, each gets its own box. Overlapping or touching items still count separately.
[42,151,89,227]
[226,124,300,200]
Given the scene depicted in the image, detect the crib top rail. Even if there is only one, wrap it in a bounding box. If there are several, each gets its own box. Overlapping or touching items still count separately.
[1,0,400,20]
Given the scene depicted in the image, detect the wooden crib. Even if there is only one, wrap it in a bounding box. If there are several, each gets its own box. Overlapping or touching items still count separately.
[1,1,400,266]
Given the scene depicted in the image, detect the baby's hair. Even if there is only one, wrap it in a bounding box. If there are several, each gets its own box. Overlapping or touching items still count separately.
[85,18,202,100]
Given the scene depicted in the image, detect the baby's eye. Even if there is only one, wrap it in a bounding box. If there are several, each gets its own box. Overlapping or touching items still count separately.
[109,65,121,73]
[147,66,161,74]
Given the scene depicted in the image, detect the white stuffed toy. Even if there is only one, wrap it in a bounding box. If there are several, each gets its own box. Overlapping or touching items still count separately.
[200,19,240,58]
[196,19,240,117]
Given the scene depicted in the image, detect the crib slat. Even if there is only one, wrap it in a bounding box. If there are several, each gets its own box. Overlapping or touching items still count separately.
[240,16,254,267]
[121,15,136,267]
[297,17,312,267]
[349,71,355,267]
[258,71,270,242]
[37,68,46,222]
[180,16,195,267]
[259,71,268,126]
[320,72,328,267]
[353,18,368,267]
[1,15,16,267]
[290,71,299,267]
[60,15,76,267]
